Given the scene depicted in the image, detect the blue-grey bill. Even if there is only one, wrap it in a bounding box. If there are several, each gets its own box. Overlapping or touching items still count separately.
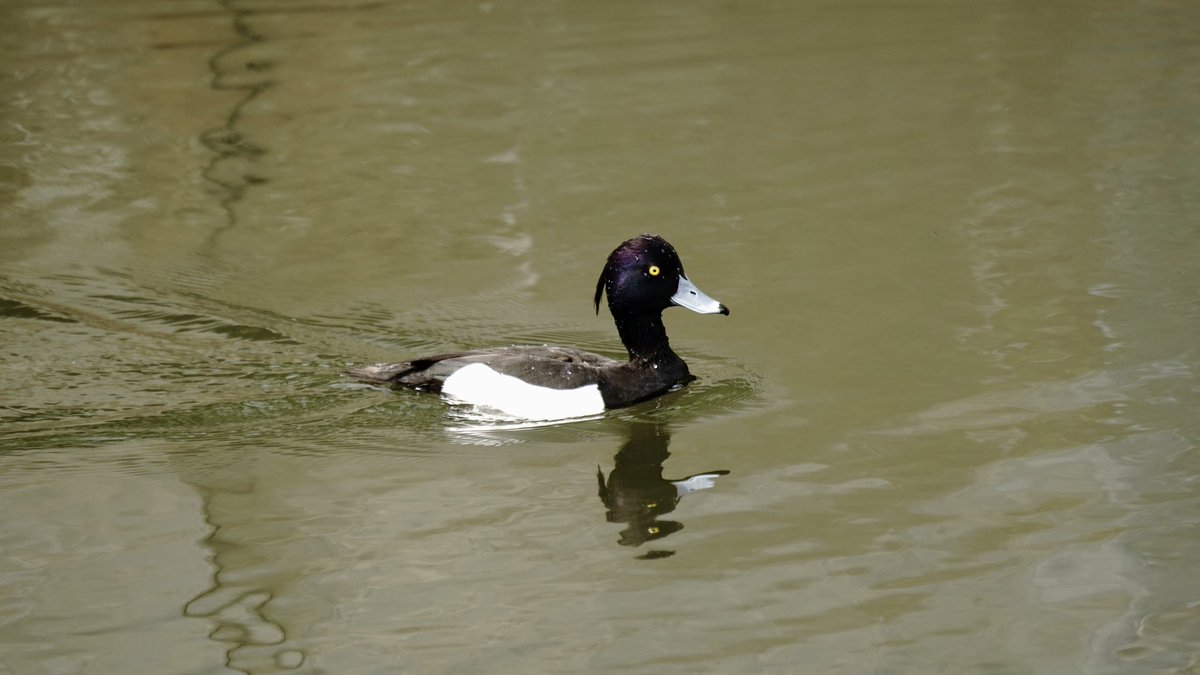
[671,275,730,315]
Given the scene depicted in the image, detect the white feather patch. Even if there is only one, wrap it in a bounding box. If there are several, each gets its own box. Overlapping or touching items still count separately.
[441,363,606,421]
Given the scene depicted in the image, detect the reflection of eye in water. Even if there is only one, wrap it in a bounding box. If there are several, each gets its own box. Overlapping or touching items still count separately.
[596,422,729,559]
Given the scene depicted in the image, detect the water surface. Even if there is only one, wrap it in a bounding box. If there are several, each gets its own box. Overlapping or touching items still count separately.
[2,1,1199,673]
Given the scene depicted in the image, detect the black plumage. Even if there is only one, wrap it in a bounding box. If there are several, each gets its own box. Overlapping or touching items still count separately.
[345,235,729,411]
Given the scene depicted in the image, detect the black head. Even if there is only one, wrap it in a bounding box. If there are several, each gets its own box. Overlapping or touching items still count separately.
[593,235,729,318]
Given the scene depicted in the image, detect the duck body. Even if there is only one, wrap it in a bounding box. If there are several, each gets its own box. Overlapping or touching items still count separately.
[346,235,728,420]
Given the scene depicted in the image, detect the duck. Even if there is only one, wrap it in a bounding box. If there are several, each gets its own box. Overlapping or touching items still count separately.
[345,234,729,420]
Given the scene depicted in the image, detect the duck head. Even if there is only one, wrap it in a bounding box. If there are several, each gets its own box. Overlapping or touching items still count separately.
[593,235,730,318]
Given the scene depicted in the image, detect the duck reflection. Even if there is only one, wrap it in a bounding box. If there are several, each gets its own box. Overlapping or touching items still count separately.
[597,421,729,558]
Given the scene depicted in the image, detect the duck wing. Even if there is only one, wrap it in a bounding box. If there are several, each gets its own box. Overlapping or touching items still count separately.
[345,345,620,392]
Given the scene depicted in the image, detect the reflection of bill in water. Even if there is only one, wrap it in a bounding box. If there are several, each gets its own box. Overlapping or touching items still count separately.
[596,422,729,558]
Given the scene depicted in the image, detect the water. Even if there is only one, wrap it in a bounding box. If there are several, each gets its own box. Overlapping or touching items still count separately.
[2,0,1199,673]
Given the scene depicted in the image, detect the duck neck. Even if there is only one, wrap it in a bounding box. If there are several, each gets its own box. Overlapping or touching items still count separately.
[614,311,679,364]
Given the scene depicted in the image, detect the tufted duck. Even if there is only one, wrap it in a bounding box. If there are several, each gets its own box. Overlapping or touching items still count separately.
[345,235,729,420]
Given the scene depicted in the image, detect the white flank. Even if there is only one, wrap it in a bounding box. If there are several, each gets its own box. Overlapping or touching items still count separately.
[441,363,606,421]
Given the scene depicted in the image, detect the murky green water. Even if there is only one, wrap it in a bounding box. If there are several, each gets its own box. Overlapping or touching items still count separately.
[3,1,1199,673]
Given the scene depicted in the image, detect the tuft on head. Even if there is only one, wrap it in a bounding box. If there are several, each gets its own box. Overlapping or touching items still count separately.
[593,272,605,315]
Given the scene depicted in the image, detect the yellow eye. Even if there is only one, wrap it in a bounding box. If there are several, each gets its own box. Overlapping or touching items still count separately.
[648,265,661,277]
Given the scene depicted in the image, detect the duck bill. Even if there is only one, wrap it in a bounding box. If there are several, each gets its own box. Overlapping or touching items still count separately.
[671,275,730,315]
